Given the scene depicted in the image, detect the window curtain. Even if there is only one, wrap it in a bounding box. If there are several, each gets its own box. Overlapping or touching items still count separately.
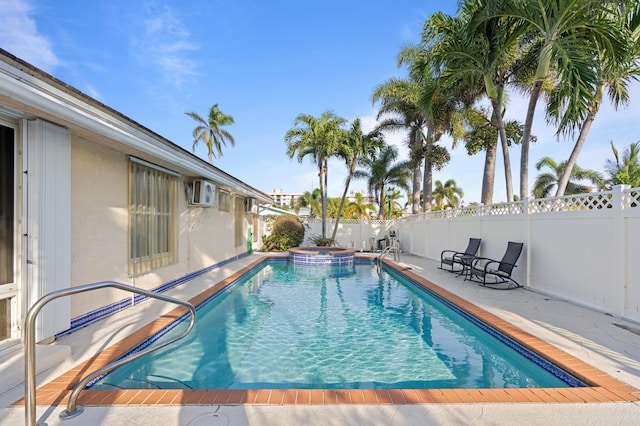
[129,161,178,276]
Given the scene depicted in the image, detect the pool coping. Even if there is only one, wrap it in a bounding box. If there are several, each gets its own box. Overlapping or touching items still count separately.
[15,256,640,407]
[287,247,357,255]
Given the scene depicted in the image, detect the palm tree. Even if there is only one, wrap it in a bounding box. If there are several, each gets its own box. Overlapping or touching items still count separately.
[397,45,468,212]
[432,179,464,210]
[295,189,321,217]
[552,2,640,196]
[460,108,530,203]
[344,192,375,220]
[430,2,525,203]
[532,157,603,198]
[326,197,341,219]
[285,111,347,238]
[386,187,405,219]
[330,119,384,240]
[479,0,625,199]
[185,104,235,163]
[604,141,640,188]
[354,144,411,219]
[372,78,427,214]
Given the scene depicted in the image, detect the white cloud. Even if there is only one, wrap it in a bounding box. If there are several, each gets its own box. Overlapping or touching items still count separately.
[0,0,60,71]
[131,3,199,88]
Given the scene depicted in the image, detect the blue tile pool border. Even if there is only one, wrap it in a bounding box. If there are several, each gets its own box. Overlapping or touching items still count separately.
[55,252,251,339]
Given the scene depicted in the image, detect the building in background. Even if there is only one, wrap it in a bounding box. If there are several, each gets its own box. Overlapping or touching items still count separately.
[269,188,303,208]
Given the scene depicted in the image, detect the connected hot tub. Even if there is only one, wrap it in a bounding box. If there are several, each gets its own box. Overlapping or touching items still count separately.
[288,246,356,265]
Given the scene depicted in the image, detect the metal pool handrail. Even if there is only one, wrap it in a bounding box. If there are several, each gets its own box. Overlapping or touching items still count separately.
[24,281,196,426]
[377,239,400,272]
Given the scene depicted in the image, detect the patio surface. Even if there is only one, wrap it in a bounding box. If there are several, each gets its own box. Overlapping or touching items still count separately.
[1,253,640,425]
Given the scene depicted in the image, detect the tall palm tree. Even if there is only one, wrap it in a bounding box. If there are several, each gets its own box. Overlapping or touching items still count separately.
[354,144,411,219]
[552,2,640,196]
[532,157,603,198]
[285,111,346,238]
[330,119,384,240]
[432,179,464,210]
[398,45,468,212]
[185,104,235,163]
[604,141,640,188]
[479,0,625,199]
[430,2,525,203]
[418,77,466,212]
[372,78,427,214]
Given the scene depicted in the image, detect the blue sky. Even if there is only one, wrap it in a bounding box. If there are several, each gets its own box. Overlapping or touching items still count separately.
[2,0,638,205]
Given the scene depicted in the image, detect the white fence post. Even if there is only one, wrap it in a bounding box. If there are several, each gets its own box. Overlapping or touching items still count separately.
[612,185,630,317]
[524,197,531,288]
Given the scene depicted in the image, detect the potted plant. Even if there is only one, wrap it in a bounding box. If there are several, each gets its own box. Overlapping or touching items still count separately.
[310,235,336,247]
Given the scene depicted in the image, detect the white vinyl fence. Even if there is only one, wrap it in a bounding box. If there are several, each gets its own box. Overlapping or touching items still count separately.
[274,185,640,323]
[402,185,640,320]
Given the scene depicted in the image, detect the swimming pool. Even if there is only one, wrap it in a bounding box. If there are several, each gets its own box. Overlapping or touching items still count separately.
[92,260,583,390]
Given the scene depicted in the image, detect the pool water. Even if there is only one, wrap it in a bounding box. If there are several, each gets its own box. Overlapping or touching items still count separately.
[94,262,578,390]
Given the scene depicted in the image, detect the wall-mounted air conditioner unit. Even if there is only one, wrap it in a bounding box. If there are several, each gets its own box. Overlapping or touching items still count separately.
[191,180,216,207]
[244,198,257,213]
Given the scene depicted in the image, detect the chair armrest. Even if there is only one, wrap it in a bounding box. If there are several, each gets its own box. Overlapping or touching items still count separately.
[472,258,518,272]
[471,257,497,270]
[440,249,461,260]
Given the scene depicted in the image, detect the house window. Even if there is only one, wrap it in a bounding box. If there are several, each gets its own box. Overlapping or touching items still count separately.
[218,189,231,212]
[128,159,179,276]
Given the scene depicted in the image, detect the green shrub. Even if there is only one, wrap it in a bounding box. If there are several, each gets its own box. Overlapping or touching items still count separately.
[261,216,305,251]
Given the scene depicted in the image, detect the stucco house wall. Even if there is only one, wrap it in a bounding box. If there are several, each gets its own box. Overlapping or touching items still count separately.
[69,139,255,317]
[0,49,269,343]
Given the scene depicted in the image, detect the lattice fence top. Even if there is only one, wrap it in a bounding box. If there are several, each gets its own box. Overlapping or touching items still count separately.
[625,188,640,208]
[456,206,480,217]
[480,202,524,215]
[304,218,392,225]
[529,192,613,213]
[295,187,640,224]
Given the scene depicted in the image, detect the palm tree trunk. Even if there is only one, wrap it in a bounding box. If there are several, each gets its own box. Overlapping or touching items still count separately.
[318,161,326,239]
[481,142,496,205]
[323,161,329,239]
[331,168,354,241]
[490,96,514,202]
[422,129,434,212]
[555,87,602,196]
[423,155,433,212]
[411,131,422,214]
[520,80,544,199]
[412,161,422,214]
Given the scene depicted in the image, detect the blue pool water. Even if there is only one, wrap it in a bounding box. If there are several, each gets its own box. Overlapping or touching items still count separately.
[94,261,583,390]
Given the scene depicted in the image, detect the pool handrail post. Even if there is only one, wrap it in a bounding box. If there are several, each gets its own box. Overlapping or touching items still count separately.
[24,281,196,426]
